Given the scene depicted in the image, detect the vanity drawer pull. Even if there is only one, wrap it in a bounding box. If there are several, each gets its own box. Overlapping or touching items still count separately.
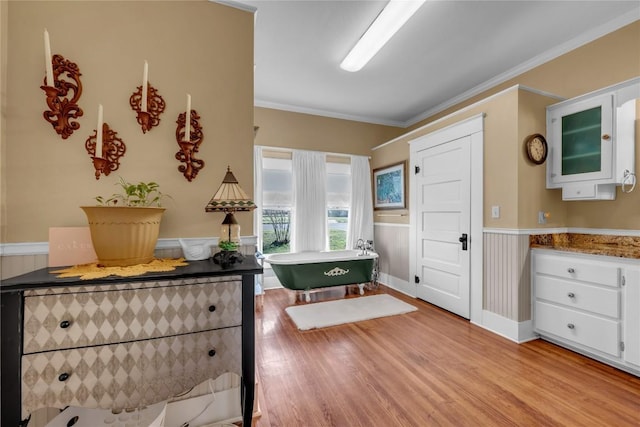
[567,268,575,274]
[208,349,216,357]
[59,320,71,329]
[567,323,575,330]
[208,305,216,313]
[58,372,70,382]
[567,292,575,298]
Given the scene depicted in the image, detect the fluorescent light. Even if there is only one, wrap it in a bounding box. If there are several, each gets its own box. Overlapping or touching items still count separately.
[340,0,425,72]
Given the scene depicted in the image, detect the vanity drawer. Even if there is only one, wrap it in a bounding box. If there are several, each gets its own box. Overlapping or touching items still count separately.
[535,275,620,318]
[21,326,241,418]
[23,280,241,354]
[534,301,620,357]
[534,253,620,287]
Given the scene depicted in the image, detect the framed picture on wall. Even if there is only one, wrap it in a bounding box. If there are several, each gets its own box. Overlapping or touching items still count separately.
[373,161,406,209]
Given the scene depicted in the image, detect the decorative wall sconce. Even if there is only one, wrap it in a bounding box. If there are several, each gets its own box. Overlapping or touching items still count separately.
[175,94,204,182]
[129,61,165,133]
[41,54,83,139]
[85,105,126,180]
[41,29,83,139]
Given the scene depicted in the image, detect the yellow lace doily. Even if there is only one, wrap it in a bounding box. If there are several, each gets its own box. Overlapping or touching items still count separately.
[53,258,189,280]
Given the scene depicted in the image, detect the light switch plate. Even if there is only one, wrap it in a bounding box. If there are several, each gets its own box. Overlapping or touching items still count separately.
[491,206,500,218]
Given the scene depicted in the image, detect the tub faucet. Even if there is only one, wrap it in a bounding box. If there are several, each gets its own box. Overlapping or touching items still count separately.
[356,238,366,255]
[365,240,374,253]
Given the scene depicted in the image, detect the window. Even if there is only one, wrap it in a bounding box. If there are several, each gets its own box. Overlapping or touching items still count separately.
[258,149,352,254]
[327,161,351,250]
[261,157,292,254]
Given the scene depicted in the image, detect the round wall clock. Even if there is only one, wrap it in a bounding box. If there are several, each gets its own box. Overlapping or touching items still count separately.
[525,133,548,165]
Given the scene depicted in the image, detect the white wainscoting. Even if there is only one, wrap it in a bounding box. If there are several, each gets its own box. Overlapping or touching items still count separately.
[0,236,258,281]
[483,231,532,322]
[374,222,413,296]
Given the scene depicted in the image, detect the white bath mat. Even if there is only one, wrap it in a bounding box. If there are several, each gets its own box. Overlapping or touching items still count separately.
[285,294,417,330]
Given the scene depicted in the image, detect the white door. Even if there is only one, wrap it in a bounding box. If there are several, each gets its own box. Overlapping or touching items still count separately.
[414,136,471,318]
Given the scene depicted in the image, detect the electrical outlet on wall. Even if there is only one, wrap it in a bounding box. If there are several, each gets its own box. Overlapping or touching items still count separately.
[538,211,550,224]
[491,206,500,219]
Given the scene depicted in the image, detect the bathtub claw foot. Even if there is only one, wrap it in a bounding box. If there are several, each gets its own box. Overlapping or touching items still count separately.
[358,283,365,295]
[304,290,311,303]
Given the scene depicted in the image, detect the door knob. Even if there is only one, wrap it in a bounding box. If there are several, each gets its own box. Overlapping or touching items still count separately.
[458,233,468,251]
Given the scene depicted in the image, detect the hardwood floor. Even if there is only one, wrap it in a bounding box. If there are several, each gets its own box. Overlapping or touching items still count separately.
[254,285,640,427]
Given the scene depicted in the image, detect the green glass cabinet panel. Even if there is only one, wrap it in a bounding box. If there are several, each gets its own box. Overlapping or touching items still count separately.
[561,106,602,175]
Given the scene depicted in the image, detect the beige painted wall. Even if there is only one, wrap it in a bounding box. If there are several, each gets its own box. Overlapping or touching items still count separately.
[2,0,254,244]
[254,107,399,156]
[374,21,640,230]
[564,100,640,228]
[516,90,568,229]
[1,1,8,246]
[372,87,548,229]
[370,138,410,223]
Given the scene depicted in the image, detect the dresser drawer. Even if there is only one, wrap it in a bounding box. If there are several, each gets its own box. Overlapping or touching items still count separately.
[23,279,241,354]
[535,275,620,318]
[534,253,620,287]
[21,326,241,418]
[534,301,620,357]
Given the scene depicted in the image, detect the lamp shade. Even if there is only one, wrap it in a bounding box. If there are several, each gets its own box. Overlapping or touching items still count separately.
[205,166,257,212]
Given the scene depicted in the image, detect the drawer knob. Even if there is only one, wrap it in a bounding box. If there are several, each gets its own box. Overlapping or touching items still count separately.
[58,372,70,382]
[567,323,575,330]
[567,292,575,298]
[59,320,71,329]
[567,268,575,274]
[208,305,216,313]
[208,349,216,357]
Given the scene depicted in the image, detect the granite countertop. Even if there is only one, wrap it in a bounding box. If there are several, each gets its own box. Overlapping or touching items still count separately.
[530,233,640,259]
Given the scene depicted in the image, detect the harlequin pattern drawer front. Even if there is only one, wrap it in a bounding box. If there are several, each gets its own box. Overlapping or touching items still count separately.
[23,279,241,354]
[534,301,620,357]
[535,275,620,318]
[21,327,241,417]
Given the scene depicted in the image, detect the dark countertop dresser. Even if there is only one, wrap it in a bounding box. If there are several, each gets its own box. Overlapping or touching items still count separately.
[1,258,262,427]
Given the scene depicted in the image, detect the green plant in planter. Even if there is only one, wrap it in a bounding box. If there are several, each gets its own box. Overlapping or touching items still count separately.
[83,177,171,266]
[214,240,243,268]
[218,240,238,252]
[95,177,170,207]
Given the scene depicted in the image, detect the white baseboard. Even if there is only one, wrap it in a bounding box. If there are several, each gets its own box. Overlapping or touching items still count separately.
[378,273,415,298]
[475,310,537,343]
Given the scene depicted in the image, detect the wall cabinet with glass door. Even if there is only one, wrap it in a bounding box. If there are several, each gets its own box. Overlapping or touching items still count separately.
[546,78,639,200]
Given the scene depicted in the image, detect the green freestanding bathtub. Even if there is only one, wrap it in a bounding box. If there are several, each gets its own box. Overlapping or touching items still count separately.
[268,249,378,301]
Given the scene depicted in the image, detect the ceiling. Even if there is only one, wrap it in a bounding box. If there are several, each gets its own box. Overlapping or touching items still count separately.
[237,1,639,127]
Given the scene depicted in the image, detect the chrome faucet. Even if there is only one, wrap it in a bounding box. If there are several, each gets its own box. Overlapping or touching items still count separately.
[365,240,374,253]
[356,238,366,255]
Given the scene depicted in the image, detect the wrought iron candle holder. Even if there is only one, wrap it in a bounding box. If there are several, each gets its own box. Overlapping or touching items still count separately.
[129,83,165,133]
[40,54,83,139]
[85,123,127,180]
[175,110,205,182]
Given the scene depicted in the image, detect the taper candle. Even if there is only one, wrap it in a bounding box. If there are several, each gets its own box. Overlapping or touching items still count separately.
[96,104,103,158]
[43,29,54,86]
[141,60,148,113]
[185,93,191,142]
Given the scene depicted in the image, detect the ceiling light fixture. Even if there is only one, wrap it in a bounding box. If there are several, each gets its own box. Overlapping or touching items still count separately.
[340,0,426,72]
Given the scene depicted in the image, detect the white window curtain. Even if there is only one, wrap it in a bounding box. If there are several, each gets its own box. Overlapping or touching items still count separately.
[292,150,327,252]
[253,146,264,252]
[346,155,374,249]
